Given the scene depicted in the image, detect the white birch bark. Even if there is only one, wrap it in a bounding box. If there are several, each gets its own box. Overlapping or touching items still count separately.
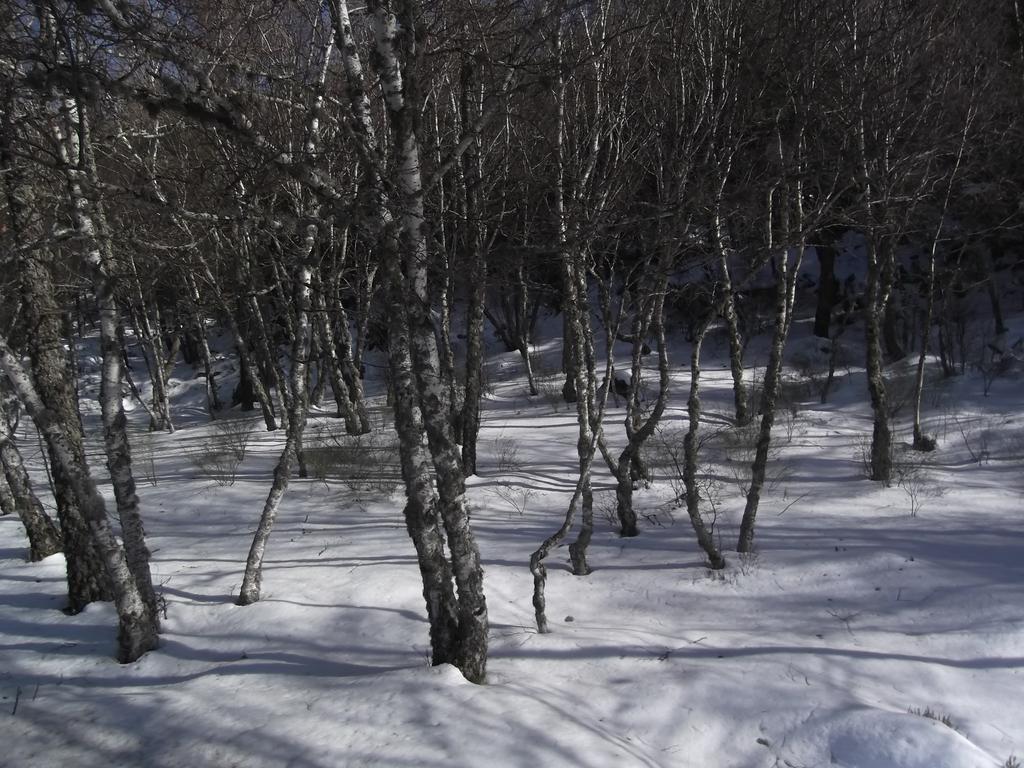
[682,316,727,569]
[0,336,158,662]
[200,256,279,430]
[0,395,62,560]
[54,94,160,619]
[459,55,489,474]
[368,2,489,681]
[737,162,806,553]
[184,272,222,418]
[386,284,460,664]
[0,464,13,516]
[127,256,174,433]
[238,38,332,603]
[238,259,314,606]
[1,92,111,609]
[607,259,673,538]
[311,271,364,434]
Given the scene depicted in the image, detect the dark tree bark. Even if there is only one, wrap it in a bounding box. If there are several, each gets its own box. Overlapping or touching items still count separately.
[682,319,727,569]
[0,336,158,663]
[608,266,671,539]
[238,256,315,605]
[813,239,839,339]
[0,395,62,560]
[53,92,160,622]
[312,271,365,434]
[459,52,488,476]
[1,102,112,610]
[864,235,893,485]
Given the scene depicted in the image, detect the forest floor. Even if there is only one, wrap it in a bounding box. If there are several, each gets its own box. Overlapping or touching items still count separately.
[1,313,1022,767]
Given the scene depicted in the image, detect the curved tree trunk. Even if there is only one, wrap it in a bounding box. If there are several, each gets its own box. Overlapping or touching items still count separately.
[459,56,487,475]
[813,239,839,339]
[184,273,222,419]
[369,3,489,682]
[736,248,801,553]
[0,396,62,560]
[238,33,330,602]
[611,267,672,538]
[682,320,727,569]
[56,93,161,623]
[2,108,111,610]
[0,336,158,662]
[312,272,365,434]
[238,258,314,605]
[387,283,460,665]
[0,465,13,516]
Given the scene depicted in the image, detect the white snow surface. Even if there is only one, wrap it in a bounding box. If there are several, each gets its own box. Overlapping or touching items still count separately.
[1,315,1022,767]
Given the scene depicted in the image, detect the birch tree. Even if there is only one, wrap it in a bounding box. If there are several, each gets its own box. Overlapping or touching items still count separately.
[0,393,62,561]
[1,74,112,611]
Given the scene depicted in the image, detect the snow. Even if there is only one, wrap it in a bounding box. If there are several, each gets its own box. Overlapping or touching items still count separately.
[1,312,1022,767]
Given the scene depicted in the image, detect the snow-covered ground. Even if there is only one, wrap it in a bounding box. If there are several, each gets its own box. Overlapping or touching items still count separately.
[1,314,1022,767]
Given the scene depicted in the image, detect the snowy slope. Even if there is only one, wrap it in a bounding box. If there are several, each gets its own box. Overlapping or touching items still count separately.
[1,312,1021,767]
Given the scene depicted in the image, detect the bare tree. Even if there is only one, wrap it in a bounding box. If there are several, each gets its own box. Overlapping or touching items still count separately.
[0,393,61,560]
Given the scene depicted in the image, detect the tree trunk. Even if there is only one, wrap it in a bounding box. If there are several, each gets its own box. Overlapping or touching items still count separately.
[224,307,276,428]
[0,464,13,516]
[312,272,365,434]
[198,248,277,430]
[614,263,673,538]
[247,291,289,430]
[561,309,579,403]
[0,396,62,560]
[184,273,222,418]
[56,93,161,621]
[981,245,1008,336]
[460,260,487,475]
[719,257,748,426]
[912,122,967,449]
[736,124,806,553]
[386,281,460,665]
[864,236,893,485]
[682,320,727,569]
[2,110,112,609]
[238,258,314,605]
[126,265,174,434]
[813,240,839,339]
[370,3,489,682]
[0,336,158,663]
[459,54,488,475]
[330,0,489,681]
[736,246,801,553]
[325,264,371,432]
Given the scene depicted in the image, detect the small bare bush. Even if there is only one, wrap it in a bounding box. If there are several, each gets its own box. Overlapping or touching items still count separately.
[493,434,523,473]
[306,426,401,495]
[534,375,565,413]
[187,446,243,486]
[885,369,921,421]
[719,419,792,496]
[645,425,722,533]
[893,451,943,517]
[187,416,256,486]
[212,416,256,462]
[493,485,536,518]
[136,431,159,487]
[643,425,688,494]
